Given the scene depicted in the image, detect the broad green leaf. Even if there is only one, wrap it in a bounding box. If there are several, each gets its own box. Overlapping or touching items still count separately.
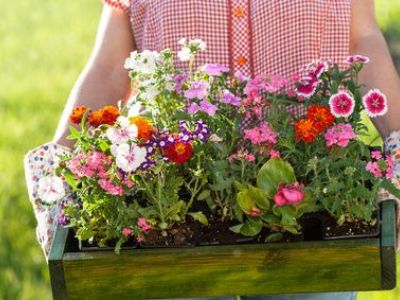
[248,185,270,210]
[188,211,209,226]
[236,189,255,214]
[197,190,210,201]
[240,221,262,236]
[257,158,296,197]
[265,232,283,242]
[229,224,244,234]
[261,212,281,225]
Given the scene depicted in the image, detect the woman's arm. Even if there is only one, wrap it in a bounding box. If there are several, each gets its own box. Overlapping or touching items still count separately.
[350,0,400,138]
[53,5,135,148]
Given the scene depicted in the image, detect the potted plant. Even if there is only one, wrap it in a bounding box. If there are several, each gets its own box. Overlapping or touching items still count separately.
[43,39,398,299]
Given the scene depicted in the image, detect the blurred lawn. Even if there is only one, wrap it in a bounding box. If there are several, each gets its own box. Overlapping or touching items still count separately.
[0,0,399,299]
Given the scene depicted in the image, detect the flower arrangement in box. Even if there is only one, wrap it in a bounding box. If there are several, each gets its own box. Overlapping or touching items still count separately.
[38,39,400,253]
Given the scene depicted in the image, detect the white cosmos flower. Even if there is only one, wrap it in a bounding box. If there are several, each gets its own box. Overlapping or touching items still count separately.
[106,116,138,145]
[124,50,160,74]
[38,176,65,204]
[124,51,139,70]
[111,143,147,173]
[190,39,206,51]
[178,37,187,46]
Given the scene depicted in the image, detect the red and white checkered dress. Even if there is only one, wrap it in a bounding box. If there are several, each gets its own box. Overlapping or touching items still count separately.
[104,0,351,77]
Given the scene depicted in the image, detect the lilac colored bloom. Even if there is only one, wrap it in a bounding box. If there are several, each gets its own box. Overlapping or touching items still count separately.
[187,103,201,114]
[173,72,189,91]
[324,123,356,148]
[201,64,230,76]
[184,81,210,100]
[220,90,241,106]
[199,100,217,116]
[265,73,291,93]
[234,70,249,83]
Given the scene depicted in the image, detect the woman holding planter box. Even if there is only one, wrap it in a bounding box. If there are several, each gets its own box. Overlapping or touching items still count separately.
[24,0,400,299]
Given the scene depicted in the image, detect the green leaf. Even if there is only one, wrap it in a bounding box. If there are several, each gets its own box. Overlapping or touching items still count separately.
[257,158,296,197]
[248,185,270,210]
[188,211,209,226]
[98,140,110,152]
[229,224,243,234]
[197,190,210,201]
[240,220,262,236]
[236,189,255,214]
[67,125,81,140]
[265,232,283,242]
[261,212,281,225]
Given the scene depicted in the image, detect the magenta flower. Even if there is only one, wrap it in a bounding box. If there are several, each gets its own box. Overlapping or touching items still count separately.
[187,103,200,115]
[328,91,355,118]
[265,73,291,93]
[269,149,280,159]
[199,100,217,116]
[371,151,382,160]
[273,182,305,207]
[366,161,383,178]
[220,90,241,106]
[201,63,230,76]
[138,218,152,233]
[362,89,388,118]
[184,81,210,100]
[243,122,277,145]
[244,154,256,162]
[234,70,249,83]
[122,228,132,237]
[296,72,319,98]
[345,54,370,65]
[314,61,329,78]
[173,72,189,91]
[324,123,356,148]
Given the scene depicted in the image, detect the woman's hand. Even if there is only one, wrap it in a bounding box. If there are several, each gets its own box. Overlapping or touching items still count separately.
[53,5,135,148]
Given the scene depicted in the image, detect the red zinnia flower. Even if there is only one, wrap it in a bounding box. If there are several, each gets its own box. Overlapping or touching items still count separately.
[69,106,88,124]
[307,104,334,132]
[163,142,193,164]
[294,118,319,143]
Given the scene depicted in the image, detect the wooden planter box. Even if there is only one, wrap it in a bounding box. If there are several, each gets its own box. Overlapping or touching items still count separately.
[48,200,397,299]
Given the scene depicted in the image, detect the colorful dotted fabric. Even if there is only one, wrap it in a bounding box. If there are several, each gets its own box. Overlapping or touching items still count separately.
[24,142,73,259]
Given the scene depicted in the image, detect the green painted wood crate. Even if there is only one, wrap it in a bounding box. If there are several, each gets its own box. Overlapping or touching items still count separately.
[48,200,397,300]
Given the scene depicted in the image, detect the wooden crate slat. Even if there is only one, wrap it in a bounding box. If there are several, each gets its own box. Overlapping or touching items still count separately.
[380,200,397,289]
[62,240,381,299]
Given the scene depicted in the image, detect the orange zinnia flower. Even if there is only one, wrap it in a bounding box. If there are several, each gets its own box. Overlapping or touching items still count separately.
[69,106,88,124]
[294,118,319,143]
[130,116,155,141]
[307,104,334,132]
[88,110,103,127]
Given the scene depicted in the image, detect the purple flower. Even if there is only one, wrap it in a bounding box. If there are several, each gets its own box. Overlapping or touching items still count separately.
[234,71,248,83]
[187,103,201,115]
[220,90,241,107]
[173,72,189,91]
[200,101,217,116]
[184,81,210,100]
[201,64,230,76]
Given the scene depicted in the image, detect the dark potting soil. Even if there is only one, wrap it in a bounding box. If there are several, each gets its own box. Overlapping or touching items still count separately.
[77,209,380,251]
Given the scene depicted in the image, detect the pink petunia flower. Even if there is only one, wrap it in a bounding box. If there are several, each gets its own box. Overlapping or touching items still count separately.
[366,161,383,178]
[328,91,355,118]
[98,179,125,196]
[362,89,388,118]
[324,123,356,148]
[345,54,370,65]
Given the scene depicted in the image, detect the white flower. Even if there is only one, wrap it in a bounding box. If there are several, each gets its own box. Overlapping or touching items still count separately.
[190,39,206,51]
[178,37,187,46]
[209,134,223,142]
[38,176,65,204]
[124,50,160,74]
[127,101,142,118]
[111,143,147,173]
[140,85,160,102]
[124,51,139,70]
[178,47,191,62]
[106,116,138,144]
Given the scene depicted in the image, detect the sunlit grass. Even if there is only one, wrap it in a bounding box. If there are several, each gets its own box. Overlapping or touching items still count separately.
[0,1,399,299]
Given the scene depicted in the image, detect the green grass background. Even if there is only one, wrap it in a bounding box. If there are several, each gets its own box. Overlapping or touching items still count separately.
[0,0,399,299]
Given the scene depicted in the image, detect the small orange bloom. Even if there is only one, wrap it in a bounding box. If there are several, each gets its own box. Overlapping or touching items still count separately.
[294,118,319,143]
[69,106,88,124]
[101,106,119,126]
[130,116,156,141]
[88,110,103,127]
[236,55,247,66]
[307,105,334,132]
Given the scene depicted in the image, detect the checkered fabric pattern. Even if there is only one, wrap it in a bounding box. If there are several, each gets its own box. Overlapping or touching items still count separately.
[104,0,351,78]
